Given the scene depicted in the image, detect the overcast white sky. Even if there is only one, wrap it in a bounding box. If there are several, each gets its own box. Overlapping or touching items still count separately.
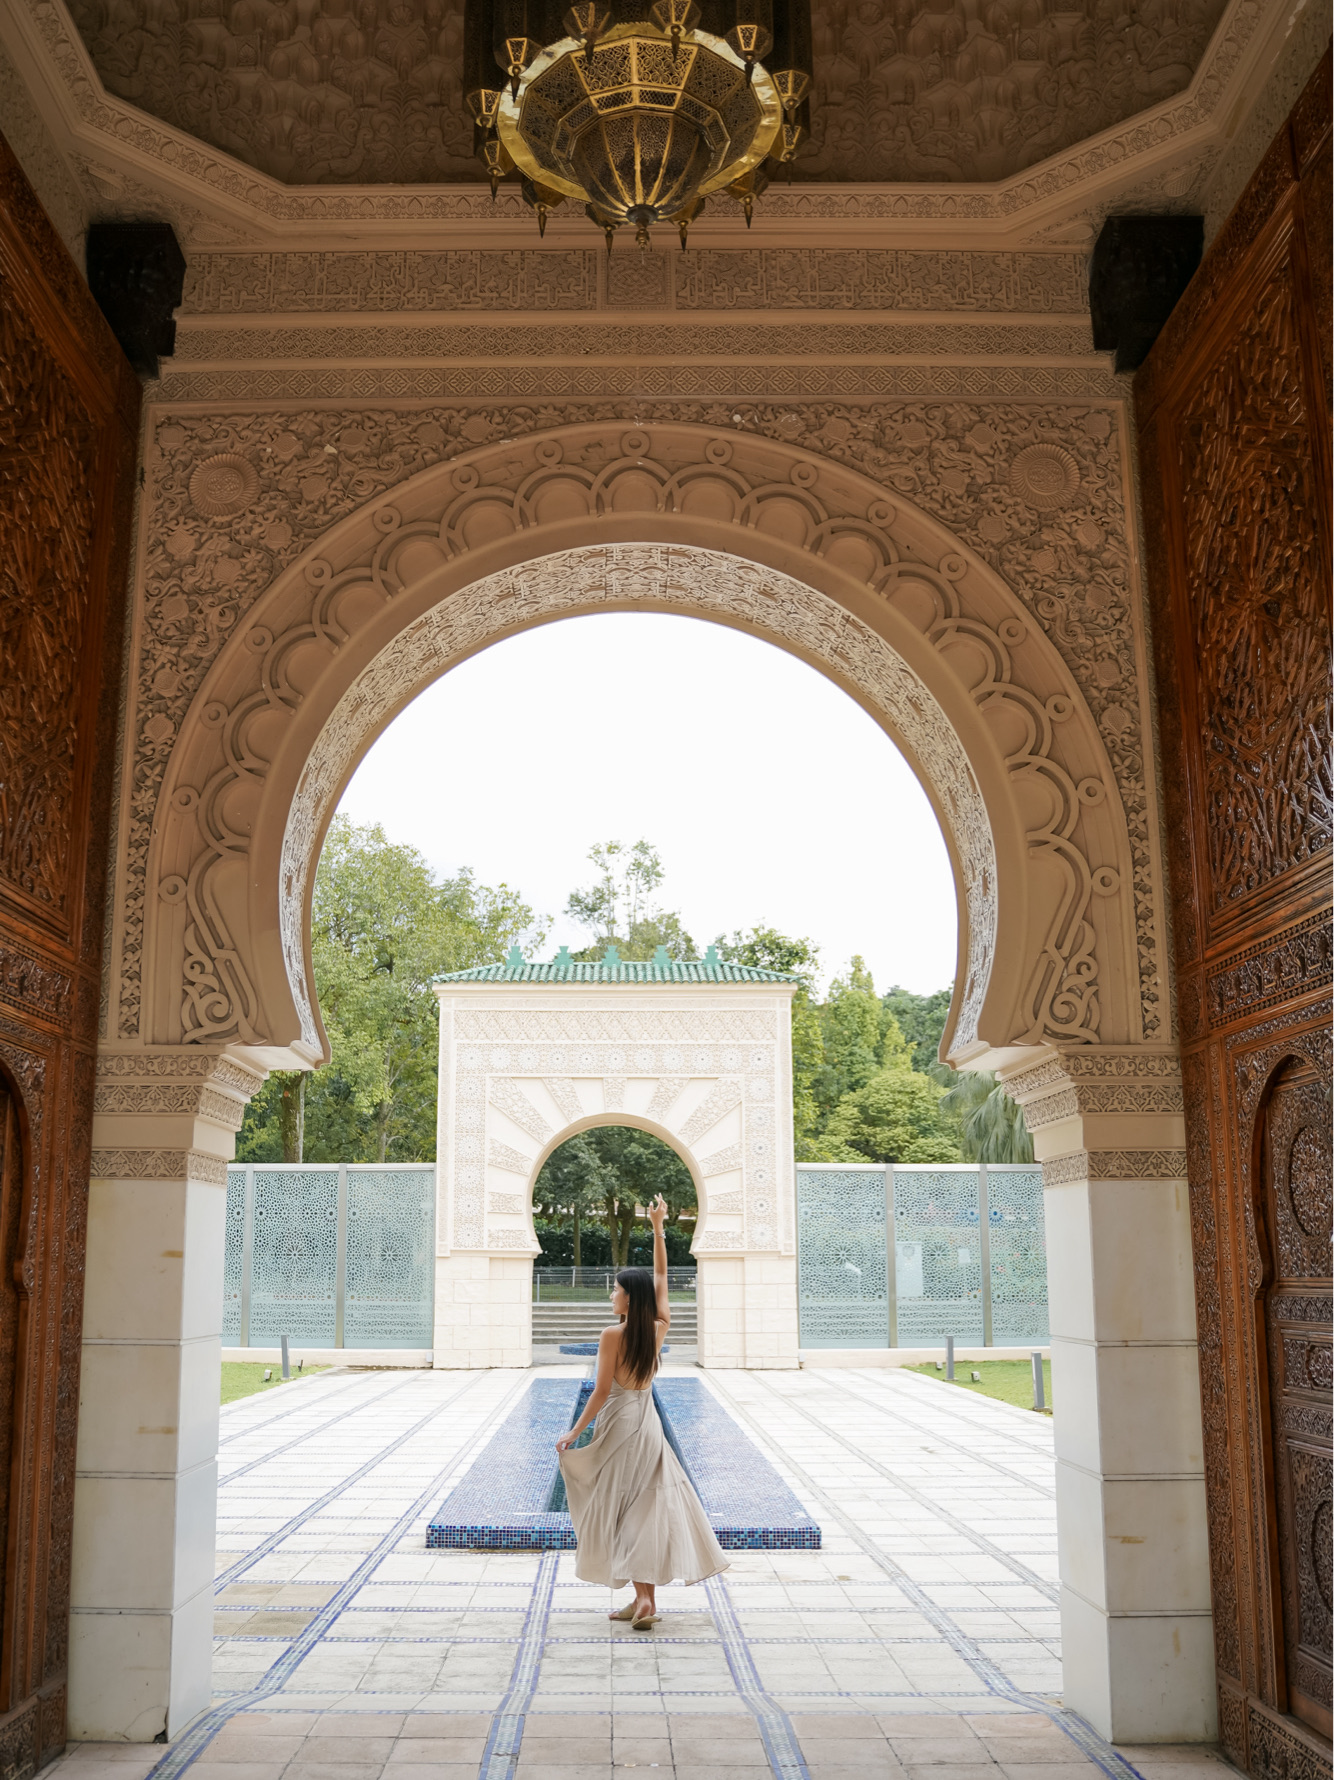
[336,613,958,997]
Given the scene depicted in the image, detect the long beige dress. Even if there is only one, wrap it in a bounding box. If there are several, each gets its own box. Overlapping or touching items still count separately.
[558,1379,730,1588]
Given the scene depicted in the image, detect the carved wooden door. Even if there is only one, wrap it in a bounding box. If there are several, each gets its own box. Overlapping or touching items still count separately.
[0,128,139,1773]
[1260,1056,1332,1739]
[1136,45,1332,1780]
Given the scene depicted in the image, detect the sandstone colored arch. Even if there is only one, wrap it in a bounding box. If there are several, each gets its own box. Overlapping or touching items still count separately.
[144,421,1142,1077]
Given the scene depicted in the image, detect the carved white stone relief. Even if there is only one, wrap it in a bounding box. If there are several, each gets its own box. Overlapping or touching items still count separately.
[126,417,1157,1070]
[121,406,1156,1049]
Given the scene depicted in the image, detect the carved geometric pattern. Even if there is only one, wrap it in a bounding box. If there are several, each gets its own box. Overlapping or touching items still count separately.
[486,1079,551,1146]
[88,1147,229,1185]
[1041,1148,1188,1186]
[122,407,1156,1052]
[1177,266,1332,912]
[1136,62,1333,1767]
[541,1078,583,1125]
[488,1140,535,1175]
[678,1082,742,1148]
[0,257,100,925]
[699,1144,742,1177]
[177,250,1089,315]
[66,0,1227,188]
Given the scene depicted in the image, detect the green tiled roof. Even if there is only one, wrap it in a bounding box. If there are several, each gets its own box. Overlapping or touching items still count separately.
[435,943,799,985]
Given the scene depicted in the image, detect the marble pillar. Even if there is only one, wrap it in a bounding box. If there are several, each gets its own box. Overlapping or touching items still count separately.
[69,1049,261,1741]
[1004,1048,1216,1744]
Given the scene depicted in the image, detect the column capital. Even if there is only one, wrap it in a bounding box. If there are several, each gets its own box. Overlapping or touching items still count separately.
[91,1046,266,1167]
[998,1046,1186,1179]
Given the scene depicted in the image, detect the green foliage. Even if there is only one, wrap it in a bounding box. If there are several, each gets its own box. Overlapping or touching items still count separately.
[882,983,954,1082]
[714,926,829,1160]
[807,960,962,1164]
[236,816,544,1164]
[566,839,697,962]
[534,1126,696,1267]
[939,1069,1034,1163]
[822,1056,962,1164]
[533,1216,695,1268]
[813,956,885,1116]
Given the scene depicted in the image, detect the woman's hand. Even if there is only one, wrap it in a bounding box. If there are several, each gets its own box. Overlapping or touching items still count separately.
[555,1431,579,1453]
[647,1193,668,1232]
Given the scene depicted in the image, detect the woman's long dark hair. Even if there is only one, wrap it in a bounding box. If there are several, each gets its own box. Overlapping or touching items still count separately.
[615,1267,659,1387]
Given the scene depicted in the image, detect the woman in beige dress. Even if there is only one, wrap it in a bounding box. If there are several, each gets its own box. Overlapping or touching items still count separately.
[555,1193,728,1629]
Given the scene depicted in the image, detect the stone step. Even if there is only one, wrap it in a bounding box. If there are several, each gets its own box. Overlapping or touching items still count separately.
[531,1308,698,1338]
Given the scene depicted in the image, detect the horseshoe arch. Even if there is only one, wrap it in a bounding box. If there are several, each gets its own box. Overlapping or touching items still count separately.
[143,420,1141,1080]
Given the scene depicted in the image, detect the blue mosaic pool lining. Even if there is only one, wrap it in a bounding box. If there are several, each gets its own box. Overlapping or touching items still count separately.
[425,1377,822,1550]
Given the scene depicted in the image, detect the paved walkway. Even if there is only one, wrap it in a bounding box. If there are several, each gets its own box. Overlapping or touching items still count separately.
[54,1364,1234,1780]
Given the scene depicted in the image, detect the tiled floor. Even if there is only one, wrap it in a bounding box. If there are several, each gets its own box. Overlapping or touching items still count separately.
[50,1364,1237,1780]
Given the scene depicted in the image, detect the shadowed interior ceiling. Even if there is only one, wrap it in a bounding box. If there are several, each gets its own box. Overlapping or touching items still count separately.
[67,0,1228,186]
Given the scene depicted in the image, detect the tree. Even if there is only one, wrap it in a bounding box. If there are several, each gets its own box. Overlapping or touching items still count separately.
[565,839,696,961]
[715,925,828,1161]
[814,956,886,1117]
[534,1126,695,1266]
[237,817,545,1164]
[532,1133,613,1265]
[818,1002,962,1164]
[940,1070,1035,1163]
[882,983,954,1083]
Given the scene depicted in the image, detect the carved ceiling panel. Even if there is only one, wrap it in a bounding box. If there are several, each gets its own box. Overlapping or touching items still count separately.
[67,0,1229,186]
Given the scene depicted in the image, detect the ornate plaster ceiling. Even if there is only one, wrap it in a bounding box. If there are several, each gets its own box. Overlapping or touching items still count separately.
[66,0,1229,186]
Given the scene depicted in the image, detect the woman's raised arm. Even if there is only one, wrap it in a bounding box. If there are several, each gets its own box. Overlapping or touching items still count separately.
[648,1193,671,1329]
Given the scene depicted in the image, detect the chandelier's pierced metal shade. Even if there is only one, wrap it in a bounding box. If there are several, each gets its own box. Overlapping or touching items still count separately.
[464,0,811,242]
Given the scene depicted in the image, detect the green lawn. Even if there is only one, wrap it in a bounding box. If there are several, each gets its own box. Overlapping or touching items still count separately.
[907,1357,1053,1414]
[221,1362,328,1405]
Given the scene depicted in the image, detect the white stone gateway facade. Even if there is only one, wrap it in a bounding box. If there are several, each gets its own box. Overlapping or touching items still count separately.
[433,948,800,1370]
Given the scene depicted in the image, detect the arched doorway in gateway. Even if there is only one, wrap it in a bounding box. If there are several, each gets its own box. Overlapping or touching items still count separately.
[83,423,1205,1748]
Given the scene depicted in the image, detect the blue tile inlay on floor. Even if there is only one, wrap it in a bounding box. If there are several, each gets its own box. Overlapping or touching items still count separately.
[427,1376,820,1550]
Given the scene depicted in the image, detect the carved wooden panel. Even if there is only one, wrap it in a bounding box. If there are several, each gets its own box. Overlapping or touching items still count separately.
[0,125,140,1772]
[1137,46,1333,1780]
[1260,1057,1332,1740]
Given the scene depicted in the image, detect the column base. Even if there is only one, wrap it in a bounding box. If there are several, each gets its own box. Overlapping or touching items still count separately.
[68,1585,213,1742]
[1061,1585,1218,1743]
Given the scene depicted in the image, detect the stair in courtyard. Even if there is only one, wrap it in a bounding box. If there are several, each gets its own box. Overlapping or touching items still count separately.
[531,1303,698,1343]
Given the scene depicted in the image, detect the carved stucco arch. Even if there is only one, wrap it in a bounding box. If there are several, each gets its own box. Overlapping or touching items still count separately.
[144,420,1142,1074]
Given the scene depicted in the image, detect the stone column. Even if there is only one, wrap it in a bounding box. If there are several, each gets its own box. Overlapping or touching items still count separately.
[69,1048,262,1742]
[1003,1048,1216,1744]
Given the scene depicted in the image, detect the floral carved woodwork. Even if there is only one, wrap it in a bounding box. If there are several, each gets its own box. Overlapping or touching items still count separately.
[1177,266,1331,916]
[1136,50,1333,1780]
[0,132,139,1773]
[133,423,1143,1074]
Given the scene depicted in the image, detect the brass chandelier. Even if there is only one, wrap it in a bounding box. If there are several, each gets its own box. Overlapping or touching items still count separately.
[463,0,813,247]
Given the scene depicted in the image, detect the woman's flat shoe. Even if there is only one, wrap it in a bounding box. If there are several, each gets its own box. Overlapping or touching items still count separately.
[608,1603,637,1621]
[631,1613,660,1630]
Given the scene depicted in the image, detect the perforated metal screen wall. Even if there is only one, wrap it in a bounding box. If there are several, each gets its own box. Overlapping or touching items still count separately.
[224,1164,435,1348]
[795,1163,1048,1348]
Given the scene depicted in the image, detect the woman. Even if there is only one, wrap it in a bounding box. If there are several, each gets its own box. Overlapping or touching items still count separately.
[555,1192,728,1629]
